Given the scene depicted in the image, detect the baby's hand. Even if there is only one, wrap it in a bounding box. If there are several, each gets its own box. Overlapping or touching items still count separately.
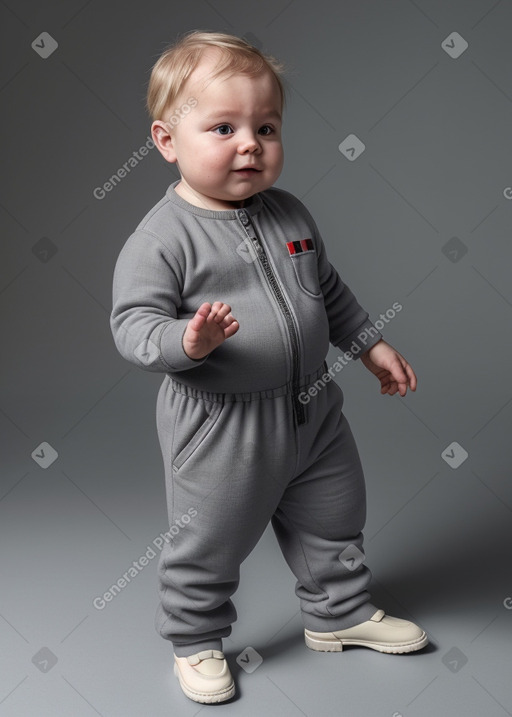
[360,339,417,397]
[183,302,239,360]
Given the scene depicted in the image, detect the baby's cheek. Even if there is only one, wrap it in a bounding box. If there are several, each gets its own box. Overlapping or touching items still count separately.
[207,142,230,160]
[270,146,284,176]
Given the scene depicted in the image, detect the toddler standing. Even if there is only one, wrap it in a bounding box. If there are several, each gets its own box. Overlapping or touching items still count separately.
[110,30,428,705]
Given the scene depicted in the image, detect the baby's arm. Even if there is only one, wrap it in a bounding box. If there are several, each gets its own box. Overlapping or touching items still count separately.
[110,231,237,372]
[288,195,416,396]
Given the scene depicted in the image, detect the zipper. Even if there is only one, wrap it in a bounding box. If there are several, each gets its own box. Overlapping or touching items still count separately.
[236,209,306,427]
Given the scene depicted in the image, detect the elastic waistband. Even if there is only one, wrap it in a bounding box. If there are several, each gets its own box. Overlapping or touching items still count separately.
[169,361,328,403]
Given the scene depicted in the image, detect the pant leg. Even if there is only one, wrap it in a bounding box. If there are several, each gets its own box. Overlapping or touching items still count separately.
[271,378,378,632]
[154,376,298,657]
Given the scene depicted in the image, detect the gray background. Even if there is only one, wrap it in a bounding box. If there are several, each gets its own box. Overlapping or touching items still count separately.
[1,0,512,715]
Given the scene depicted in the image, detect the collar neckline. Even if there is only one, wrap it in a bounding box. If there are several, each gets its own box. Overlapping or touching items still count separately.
[166,179,262,219]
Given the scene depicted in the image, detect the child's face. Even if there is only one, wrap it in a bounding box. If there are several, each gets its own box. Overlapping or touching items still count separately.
[153,53,284,210]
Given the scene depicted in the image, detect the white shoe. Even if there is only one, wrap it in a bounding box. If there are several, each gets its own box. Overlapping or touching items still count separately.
[173,649,235,703]
[305,609,429,654]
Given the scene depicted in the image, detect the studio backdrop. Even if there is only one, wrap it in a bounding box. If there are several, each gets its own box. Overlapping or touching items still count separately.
[1,2,511,716]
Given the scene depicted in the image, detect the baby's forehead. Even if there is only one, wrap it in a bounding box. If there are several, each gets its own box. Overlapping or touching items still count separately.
[185,49,277,97]
[182,48,230,90]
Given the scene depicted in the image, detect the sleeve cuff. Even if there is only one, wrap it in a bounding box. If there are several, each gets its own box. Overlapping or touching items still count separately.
[335,319,383,358]
[159,320,210,371]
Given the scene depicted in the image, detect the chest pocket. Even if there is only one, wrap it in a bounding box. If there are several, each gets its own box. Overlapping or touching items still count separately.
[287,239,322,298]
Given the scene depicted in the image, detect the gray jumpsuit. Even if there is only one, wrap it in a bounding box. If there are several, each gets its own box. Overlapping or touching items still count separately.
[110,180,383,657]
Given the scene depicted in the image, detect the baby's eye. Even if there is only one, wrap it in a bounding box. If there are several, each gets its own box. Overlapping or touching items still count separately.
[213,124,233,135]
[258,125,274,135]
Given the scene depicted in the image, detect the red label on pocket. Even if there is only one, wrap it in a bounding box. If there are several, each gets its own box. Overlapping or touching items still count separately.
[286,238,314,255]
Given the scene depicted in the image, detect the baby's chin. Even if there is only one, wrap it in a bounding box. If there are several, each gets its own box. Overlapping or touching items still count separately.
[227,181,276,201]
[185,175,279,208]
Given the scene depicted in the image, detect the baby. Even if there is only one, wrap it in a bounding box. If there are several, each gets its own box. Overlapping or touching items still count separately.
[110,30,428,705]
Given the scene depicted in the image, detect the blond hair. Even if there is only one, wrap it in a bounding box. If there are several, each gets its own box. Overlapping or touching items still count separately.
[146,30,286,122]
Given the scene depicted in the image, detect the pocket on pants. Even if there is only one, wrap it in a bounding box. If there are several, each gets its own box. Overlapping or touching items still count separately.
[171,393,224,472]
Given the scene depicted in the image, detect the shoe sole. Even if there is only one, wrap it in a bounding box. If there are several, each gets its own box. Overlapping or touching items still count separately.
[304,630,429,654]
[173,662,235,704]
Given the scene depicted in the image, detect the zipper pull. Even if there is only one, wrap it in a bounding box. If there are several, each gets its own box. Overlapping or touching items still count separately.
[251,237,262,253]
[237,209,262,255]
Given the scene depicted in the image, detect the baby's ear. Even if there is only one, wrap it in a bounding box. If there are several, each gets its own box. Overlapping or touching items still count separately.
[151,120,177,163]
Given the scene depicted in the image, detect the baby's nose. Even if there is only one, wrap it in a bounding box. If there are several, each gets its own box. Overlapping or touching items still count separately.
[237,132,261,152]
